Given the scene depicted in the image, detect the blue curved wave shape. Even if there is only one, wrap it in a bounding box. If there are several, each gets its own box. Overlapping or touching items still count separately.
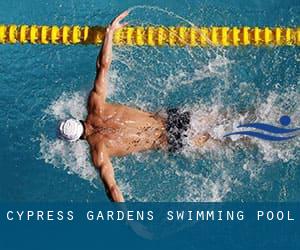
[224,131,297,141]
[237,123,300,134]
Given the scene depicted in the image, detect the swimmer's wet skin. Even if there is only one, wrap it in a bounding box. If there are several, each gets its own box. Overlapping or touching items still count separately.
[57,11,216,202]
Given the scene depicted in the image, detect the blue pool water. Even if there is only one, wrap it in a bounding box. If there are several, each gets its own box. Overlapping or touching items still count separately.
[0,0,299,202]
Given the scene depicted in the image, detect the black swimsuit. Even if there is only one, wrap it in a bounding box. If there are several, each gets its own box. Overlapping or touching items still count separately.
[166,108,191,153]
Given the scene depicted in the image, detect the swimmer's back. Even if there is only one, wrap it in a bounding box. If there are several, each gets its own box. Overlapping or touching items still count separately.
[86,102,168,157]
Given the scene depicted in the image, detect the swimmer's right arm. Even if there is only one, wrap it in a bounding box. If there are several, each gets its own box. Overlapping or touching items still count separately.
[93,11,129,100]
[92,143,125,202]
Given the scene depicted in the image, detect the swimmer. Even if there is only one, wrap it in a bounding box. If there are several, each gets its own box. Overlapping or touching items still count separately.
[58,11,210,202]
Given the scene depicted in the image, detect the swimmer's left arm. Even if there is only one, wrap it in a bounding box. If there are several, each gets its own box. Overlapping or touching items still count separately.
[93,11,129,100]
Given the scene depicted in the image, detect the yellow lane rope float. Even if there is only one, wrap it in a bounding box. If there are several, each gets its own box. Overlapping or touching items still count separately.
[0,24,299,46]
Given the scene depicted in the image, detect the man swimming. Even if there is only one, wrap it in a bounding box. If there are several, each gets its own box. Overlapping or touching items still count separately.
[58,11,210,202]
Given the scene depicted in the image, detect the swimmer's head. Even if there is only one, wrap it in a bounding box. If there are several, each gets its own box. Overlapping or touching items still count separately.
[57,118,84,142]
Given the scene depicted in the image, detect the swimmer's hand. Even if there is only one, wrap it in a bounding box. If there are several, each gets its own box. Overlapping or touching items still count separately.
[94,10,129,101]
[107,10,129,33]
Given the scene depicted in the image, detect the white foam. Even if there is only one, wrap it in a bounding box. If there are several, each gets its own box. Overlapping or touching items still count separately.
[37,7,299,202]
[253,90,300,162]
[45,91,87,120]
[38,73,300,203]
[39,92,98,184]
[175,164,233,202]
[180,89,300,163]
[39,134,97,183]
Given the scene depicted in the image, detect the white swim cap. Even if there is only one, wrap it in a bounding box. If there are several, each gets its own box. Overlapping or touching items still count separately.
[58,118,84,142]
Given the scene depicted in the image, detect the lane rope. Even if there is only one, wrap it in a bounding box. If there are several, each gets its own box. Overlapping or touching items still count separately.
[0,25,299,46]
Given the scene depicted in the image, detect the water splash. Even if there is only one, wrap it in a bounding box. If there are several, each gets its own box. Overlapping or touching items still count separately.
[37,6,300,202]
[39,134,97,184]
[39,88,300,202]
